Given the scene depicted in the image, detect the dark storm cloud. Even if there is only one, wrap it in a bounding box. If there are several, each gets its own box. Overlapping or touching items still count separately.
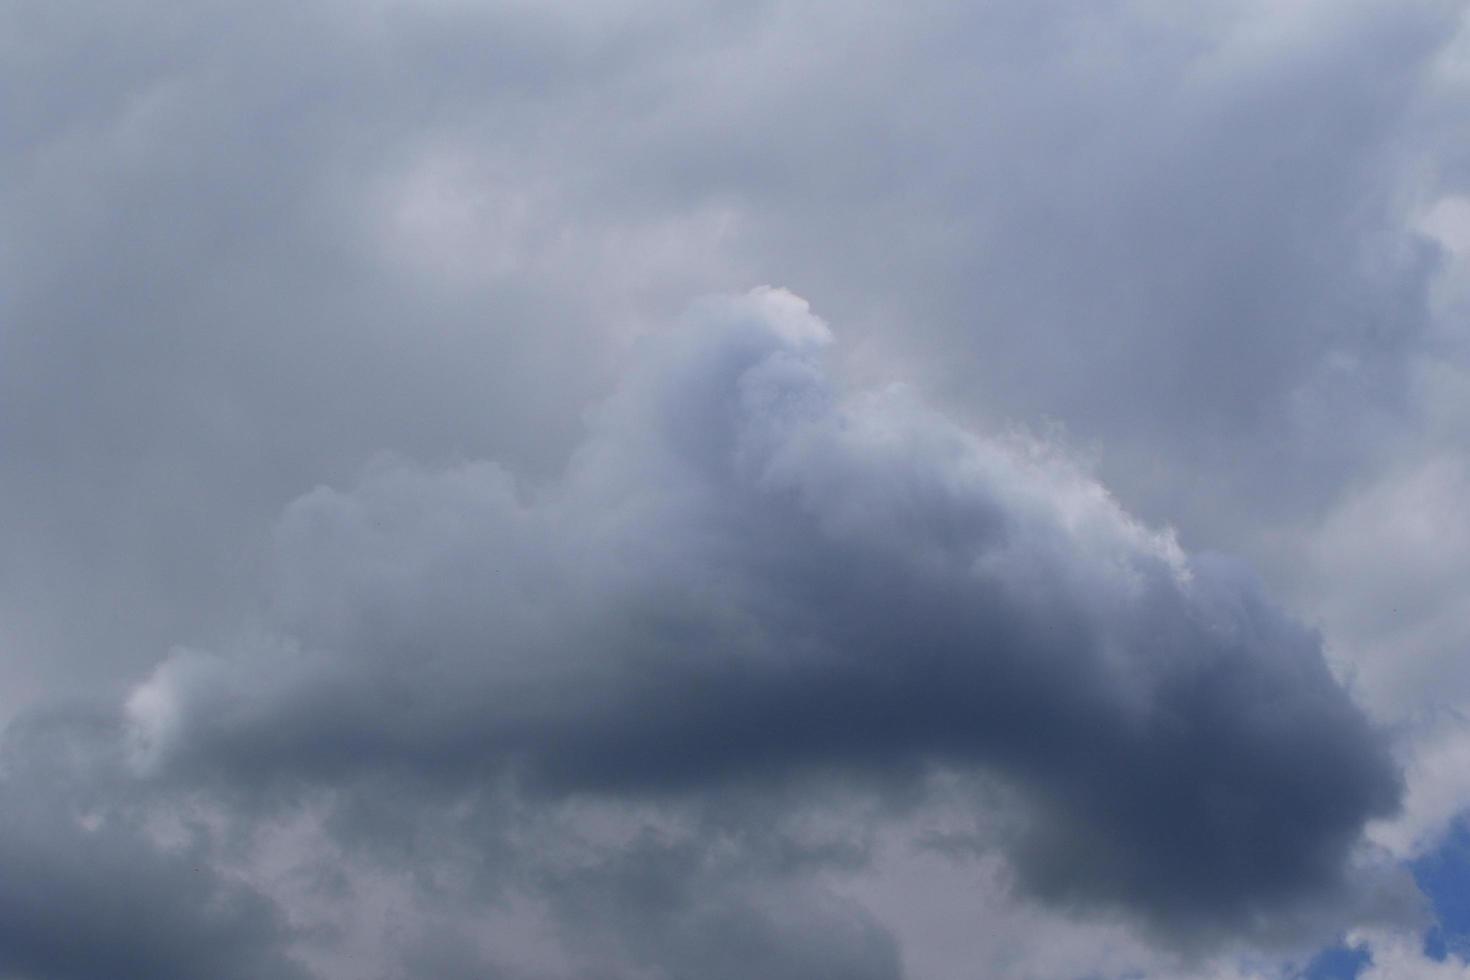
[130,290,1402,938]
[3,0,1467,976]
[0,708,304,980]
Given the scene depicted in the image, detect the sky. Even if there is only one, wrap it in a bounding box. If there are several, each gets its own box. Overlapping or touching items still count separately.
[5,1,1470,977]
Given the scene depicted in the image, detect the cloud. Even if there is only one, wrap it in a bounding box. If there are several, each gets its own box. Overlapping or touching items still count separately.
[127,288,1403,946]
[0,707,305,980]
[1349,926,1470,979]
[1,0,1459,721]
[5,0,1470,974]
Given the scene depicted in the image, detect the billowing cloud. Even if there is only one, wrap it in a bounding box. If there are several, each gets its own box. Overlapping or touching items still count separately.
[6,0,1470,975]
[128,288,1402,945]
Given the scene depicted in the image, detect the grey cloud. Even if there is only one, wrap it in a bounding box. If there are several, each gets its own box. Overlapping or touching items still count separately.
[3,0,1467,975]
[0,0,699,710]
[0,708,304,980]
[539,838,903,980]
[602,0,1459,539]
[130,289,1402,941]
[2,0,1460,716]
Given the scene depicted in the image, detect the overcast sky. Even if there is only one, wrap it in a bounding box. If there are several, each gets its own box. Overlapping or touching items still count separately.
[6,1,1470,978]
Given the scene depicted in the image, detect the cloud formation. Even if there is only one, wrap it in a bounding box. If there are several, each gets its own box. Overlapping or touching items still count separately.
[0,708,305,980]
[129,288,1402,943]
[7,0,1470,975]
